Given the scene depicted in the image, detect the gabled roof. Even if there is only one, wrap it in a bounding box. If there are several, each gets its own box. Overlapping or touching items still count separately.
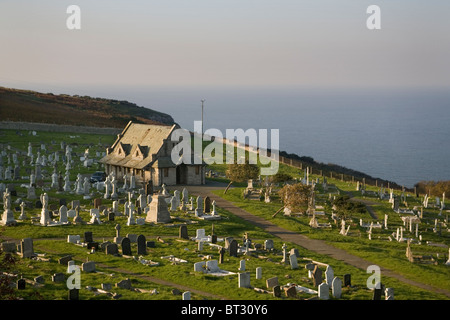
[99,121,178,169]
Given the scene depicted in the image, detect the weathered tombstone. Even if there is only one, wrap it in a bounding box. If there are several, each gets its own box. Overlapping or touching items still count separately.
[218,247,225,264]
[385,288,394,300]
[121,237,132,256]
[289,248,300,258]
[182,291,191,300]
[266,277,279,289]
[255,267,262,280]
[239,260,245,271]
[204,196,211,213]
[318,283,329,300]
[116,278,132,290]
[68,288,79,300]
[206,260,220,273]
[21,238,34,258]
[17,278,26,290]
[229,239,238,257]
[106,243,119,256]
[284,285,297,298]
[264,239,274,251]
[325,265,334,285]
[312,265,323,287]
[108,211,115,221]
[58,255,73,265]
[94,198,102,209]
[289,253,298,269]
[373,287,382,300]
[194,261,205,272]
[332,277,342,299]
[84,231,93,244]
[52,273,65,282]
[145,194,171,223]
[273,285,281,298]
[344,274,351,287]
[81,261,96,273]
[179,225,188,239]
[137,235,147,255]
[59,205,68,223]
[238,272,251,288]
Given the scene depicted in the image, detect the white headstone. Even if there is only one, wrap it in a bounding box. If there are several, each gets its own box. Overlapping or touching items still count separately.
[331,277,342,299]
[318,283,329,300]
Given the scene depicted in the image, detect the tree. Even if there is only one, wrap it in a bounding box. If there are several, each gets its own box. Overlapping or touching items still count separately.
[226,163,259,183]
[224,162,259,194]
[278,183,312,213]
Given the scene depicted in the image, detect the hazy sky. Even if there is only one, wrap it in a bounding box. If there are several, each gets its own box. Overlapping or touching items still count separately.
[1,0,450,91]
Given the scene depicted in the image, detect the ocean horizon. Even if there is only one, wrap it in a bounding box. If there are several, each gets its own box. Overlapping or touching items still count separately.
[11,84,450,188]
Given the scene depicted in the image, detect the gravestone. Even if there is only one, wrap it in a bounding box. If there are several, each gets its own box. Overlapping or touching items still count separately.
[58,255,73,265]
[137,235,147,255]
[106,243,119,256]
[145,194,171,223]
[121,237,132,256]
[325,265,334,285]
[229,240,238,257]
[52,273,65,282]
[182,291,191,300]
[81,261,96,273]
[264,239,274,251]
[68,288,79,300]
[385,288,394,300]
[289,253,298,269]
[238,272,251,288]
[331,277,342,299]
[179,225,188,239]
[273,285,281,298]
[194,261,205,272]
[239,260,245,271]
[312,265,323,287]
[17,279,26,290]
[204,196,211,213]
[206,260,220,273]
[284,286,297,298]
[218,247,225,264]
[21,238,34,258]
[255,267,262,280]
[318,283,329,300]
[94,198,102,209]
[84,231,93,244]
[371,286,382,300]
[344,274,351,287]
[108,212,115,221]
[266,277,279,289]
[59,205,68,223]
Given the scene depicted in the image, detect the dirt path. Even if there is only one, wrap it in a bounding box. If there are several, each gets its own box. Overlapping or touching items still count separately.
[185,183,450,299]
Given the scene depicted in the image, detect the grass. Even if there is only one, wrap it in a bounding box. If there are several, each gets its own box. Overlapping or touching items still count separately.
[1,128,449,300]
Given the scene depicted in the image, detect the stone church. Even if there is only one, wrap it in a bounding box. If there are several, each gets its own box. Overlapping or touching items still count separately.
[99,121,205,187]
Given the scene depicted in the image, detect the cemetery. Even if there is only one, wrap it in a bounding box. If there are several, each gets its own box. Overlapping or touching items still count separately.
[0,128,449,301]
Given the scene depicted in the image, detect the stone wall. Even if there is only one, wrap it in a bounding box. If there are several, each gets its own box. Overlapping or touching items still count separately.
[0,121,121,135]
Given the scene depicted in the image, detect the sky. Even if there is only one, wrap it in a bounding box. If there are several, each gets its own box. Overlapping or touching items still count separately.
[1,0,450,93]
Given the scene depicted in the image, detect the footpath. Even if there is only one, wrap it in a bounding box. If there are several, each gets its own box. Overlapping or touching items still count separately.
[186,182,450,299]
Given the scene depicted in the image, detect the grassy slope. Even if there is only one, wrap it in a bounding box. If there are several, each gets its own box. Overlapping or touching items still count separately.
[0,86,174,128]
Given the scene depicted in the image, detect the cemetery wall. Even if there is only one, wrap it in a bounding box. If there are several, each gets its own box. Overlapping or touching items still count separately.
[0,121,121,135]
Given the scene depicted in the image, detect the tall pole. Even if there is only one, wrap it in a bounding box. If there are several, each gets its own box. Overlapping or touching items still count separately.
[201,99,205,140]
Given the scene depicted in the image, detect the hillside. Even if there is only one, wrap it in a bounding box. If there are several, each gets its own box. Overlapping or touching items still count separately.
[0,86,175,128]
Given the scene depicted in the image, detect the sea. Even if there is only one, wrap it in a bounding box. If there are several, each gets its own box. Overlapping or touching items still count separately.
[27,84,450,189]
